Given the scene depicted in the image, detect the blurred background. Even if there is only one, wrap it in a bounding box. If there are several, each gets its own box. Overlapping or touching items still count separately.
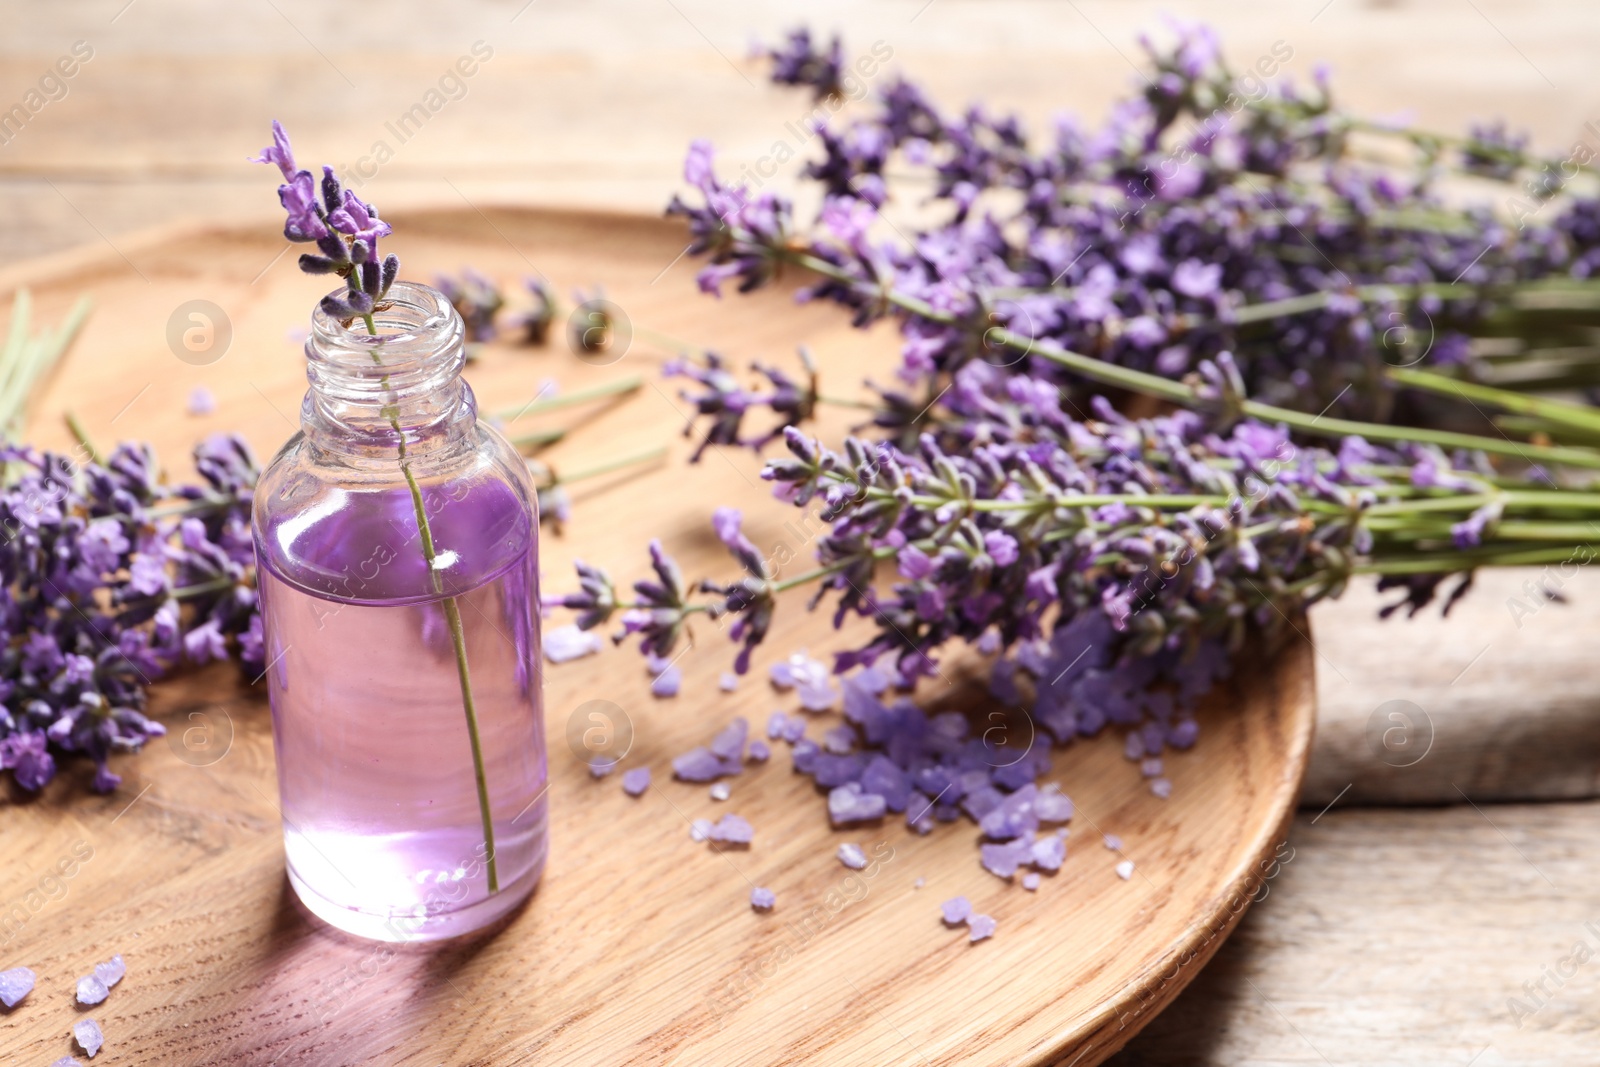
[3,1,1598,1064]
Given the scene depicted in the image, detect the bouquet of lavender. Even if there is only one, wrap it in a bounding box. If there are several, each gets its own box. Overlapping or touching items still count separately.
[551,27,1600,822]
[0,434,259,792]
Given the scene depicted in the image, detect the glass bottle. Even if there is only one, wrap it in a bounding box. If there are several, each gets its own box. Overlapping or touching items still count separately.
[252,281,547,942]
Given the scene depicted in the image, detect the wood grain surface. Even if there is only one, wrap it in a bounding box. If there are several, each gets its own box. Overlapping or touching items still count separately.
[0,209,1315,1066]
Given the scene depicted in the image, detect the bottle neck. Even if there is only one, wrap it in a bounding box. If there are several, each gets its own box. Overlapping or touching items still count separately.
[301,281,478,470]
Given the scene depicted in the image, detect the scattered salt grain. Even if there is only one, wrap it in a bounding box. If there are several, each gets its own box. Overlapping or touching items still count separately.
[672,746,738,783]
[750,887,776,911]
[708,813,754,845]
[822,725,856,755]
[1022,872,1041,891]
[621,767,651,796]
[0,966,33,1008]
[770,652,838,711]
[1033,786,1074,823]
[650,663,682,698]
[837,843,868,870]
[544,625,602,663]
[765,711,789,740]
[187,386,215,416]
[1115,860,1135,880]
[690,818,713,842]
[967,914,997,942]
[980,840,1029,879]
[940,896,971,925]
[75,974,108,1006]
[827,783,887,827]
[747,740,770,763]
[720,672,739,692]
[1103,834,1124,851]
[1150,778,1173,799]
[1030,834,1066,872]
[1140,757,1164,778]
[74,1018,103,1058]
[913,877,925,889]
[709,782,730,802]
[588,756,617,778]
[51,1059,82,1067]
[708,717,749,762]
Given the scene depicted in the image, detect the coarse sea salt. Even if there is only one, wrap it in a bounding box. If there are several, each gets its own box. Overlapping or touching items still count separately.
[74,1017,104,1058]
[967,914,997,942]
[709,782,731,802]
[1022,872,1041,891]
[720,672,739,692]
[690,818,713,842]
[1115,860,1135,880]
[1103,834,1124,851]
[940,896,971,925]
[750,887,776,911]
[50,1058,82,1067]
[1150,778,1173,799]
[0,966,34,1008]
[708,813,754,845]
[542,624,601,663]
[621,767,651,796]
[837,843,868,870]
[75,975,108,1006]
[747,740,770,763]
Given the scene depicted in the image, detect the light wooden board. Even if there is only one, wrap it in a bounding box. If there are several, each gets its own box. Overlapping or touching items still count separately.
[0,208,1314,1066]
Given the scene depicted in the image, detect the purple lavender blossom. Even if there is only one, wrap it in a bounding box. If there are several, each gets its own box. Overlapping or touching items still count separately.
[254,121,398,322]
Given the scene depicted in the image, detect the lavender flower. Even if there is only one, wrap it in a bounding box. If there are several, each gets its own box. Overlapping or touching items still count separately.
[436,269,505,343]
[254,121,398,322]
[0,436,257,792]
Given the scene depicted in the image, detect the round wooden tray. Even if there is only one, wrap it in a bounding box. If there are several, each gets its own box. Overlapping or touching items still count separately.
[0,208,1315,1066]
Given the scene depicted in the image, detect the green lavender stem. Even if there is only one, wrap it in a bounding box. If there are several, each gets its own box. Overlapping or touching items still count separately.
[363,312,499,895]
[786,252,1600,473]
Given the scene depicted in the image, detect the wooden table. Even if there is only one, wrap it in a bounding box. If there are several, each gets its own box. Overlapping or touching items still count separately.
[2,2,1598,1062]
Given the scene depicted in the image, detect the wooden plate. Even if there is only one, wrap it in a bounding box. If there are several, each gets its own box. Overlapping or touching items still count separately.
[0,208,1315,1066]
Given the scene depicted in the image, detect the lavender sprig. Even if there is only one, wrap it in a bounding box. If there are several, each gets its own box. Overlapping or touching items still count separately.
[253,120,399,324]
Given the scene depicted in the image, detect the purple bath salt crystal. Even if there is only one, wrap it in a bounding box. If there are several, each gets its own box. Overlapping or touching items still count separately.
[859,756,911,812]
[1030,834,1066,872]
[690,818,713,842]
[672,746,733,782]
[979,783,1039,841]
[621,767,651,796]
[1022,872,1041,891]
[588,756,616,778]
[750,887,776,911]
[837,843,869,870]
[812,752,866,788]
[708,813,754,844]
[852,665,891,694]
[771,652,839,710]
[791,738,821,775]
[650,662,683,698]
[961,785,1005,822]
[74,1018,104,1058]
[968,914,997,942]
[1123,732,1146,761]
[1151,778,1173,799]
[940,896,972,925]
[822,725,856,754]
[187,385,216,416]
[720,672,739,692]
[709,717,749,761]
[1141,757,1164,778]
[76,974,109,1006]
[543,624,602,663]
[766,711,789,740]
[51,1059,83,1067]
[1103,834,1124,851]
[781,716,807,743]
[1169,719,1200,750]
[0,966,34,1008]
[828,783,887,826]
[710,782,730,801]
[1034,787,1073,823]
[980,840,1029,879]
[1116,860,1136,880]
